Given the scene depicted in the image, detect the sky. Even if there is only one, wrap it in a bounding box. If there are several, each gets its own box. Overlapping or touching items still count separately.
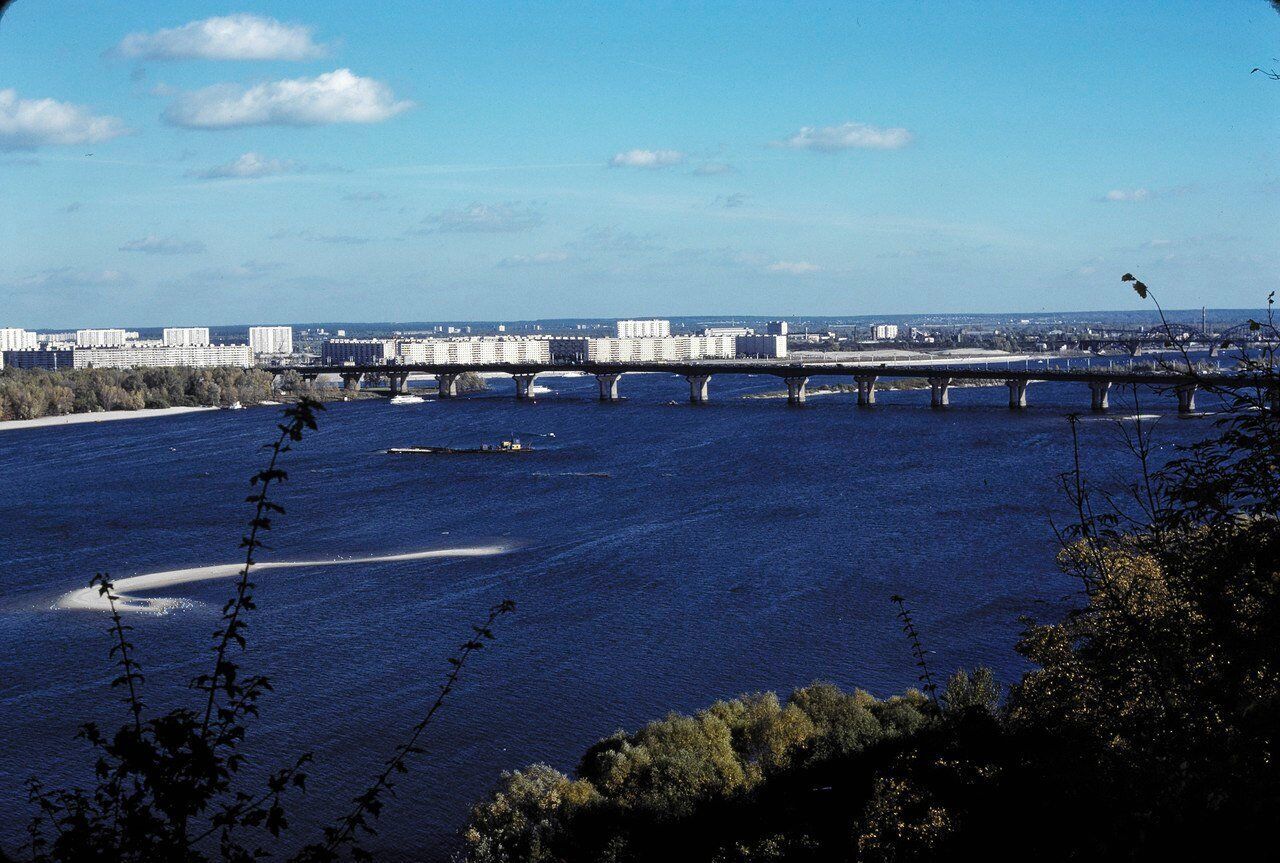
[0,1,1277,327]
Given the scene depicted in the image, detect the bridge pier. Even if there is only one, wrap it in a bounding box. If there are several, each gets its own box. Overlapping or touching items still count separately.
[437,372,461,399]
[340,372,363,392]
[596,373,622,402]
[784,376,808,405]
[1089,380,1111,412]
[513,373,539,400]
[1176,384,1198,415]
[1006,379,1028,409]
[855,374,878,406]
[388,373,410,396]
[928,376,951,408]
[686,374,711,405]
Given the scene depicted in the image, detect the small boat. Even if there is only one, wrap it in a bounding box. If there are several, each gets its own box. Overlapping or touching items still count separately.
[389,394,425,405]
[387,438,529,455]
[227,401,245,410]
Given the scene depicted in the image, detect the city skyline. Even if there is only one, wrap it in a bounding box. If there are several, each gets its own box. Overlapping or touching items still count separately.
[2,2,1278,327]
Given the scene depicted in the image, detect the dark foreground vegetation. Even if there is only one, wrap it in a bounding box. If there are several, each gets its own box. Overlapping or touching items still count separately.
[457,286,1280,862]
[5,281,1278,863]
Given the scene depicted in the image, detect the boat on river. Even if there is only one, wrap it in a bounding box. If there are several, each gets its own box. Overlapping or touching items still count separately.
[386,438,528,455]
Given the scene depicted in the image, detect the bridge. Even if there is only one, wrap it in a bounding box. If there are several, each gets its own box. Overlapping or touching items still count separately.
[264,359,1270,414]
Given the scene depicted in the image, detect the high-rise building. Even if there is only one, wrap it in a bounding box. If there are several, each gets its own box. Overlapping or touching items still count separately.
[163,327,210,347]
[76,328,128,348]
[249,325,294,356]
[871,324,900,341]
[0,328,38,351]
[765,321,789,336]
[616,319,671,339]
[321,338,396,365]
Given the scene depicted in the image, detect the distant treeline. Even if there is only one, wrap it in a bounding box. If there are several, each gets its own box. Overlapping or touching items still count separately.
[0,366,277,421]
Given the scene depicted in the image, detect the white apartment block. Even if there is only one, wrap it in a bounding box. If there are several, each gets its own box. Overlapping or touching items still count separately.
[616,319,671,339]
[734,334,788,358]
[163,327,211,346]
[0,328,38,351]
[549,335,737,363]
[871,324,900,340]
[249,325,294,356]
[76,328,128,348]
[396,337,551,365]
[73,344,253,369]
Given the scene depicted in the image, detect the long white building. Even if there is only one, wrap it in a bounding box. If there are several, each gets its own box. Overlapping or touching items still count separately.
[74,344,253,369]
[548,335,739,363]
[396,337,550,365]
[249,325,293,356]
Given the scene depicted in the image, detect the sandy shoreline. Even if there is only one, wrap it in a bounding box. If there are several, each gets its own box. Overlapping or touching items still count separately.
[0,405,220,433]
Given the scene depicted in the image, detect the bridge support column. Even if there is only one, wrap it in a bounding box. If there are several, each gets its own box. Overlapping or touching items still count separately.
[340,372,363,392]
[301,373,319,386]
[389,373,409,396]
[855,374,878,406]
[596,373,622,402]
[1089,380,1111,412]
[784,376,808,405]
[437,372,461,399]
[1176,384,1198,415]
[928,376,951,408]
[513,373,538,400]
[1006,379,1028,409]
[686,374,711,405]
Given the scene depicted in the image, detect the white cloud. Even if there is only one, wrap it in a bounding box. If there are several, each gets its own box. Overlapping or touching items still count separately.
[693,161,735,175]
[772,122,912,152]
[499,251,571,267]
[767,260,821,274]
[608,149,686,169]
[0,89,126,151]
[116,14,327,61]
[194,152,297,179]
[1103,188,1152,202]
[422,202,543,233]
[191,260,282,281]
[120,235,206,255]
[163,69,413,129]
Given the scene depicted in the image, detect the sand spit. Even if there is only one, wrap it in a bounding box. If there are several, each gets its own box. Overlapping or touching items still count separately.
[56,546,511,614]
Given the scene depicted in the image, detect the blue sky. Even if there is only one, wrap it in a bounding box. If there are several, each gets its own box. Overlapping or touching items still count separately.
[1,1,1277,327]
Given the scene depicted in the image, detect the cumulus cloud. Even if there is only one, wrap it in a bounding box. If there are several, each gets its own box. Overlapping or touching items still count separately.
[767,260,821,274]
[608,149,686,169]
[422,202,543,233]
[115,14,328,61]
[0,89,126,150]
[499,251,571,267]
[119,235,206,255]
[772,121,912,152]
[193,151,297,179]
[163,69,413,129]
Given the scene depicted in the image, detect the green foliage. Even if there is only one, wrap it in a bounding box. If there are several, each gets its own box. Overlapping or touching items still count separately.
[0,366,278,421]
[456,370,489,393]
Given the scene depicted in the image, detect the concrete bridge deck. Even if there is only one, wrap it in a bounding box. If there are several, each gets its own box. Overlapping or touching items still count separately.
[264,360,1266,414]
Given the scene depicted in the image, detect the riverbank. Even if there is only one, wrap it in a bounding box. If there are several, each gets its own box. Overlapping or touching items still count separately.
[0,405,220,433]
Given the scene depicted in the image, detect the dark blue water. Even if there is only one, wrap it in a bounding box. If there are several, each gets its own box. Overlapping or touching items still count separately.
[0,370,1220,859]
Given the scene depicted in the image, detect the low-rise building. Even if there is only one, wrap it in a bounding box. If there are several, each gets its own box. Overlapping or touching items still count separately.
[734,334,788,358]
[321,338,396,365]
